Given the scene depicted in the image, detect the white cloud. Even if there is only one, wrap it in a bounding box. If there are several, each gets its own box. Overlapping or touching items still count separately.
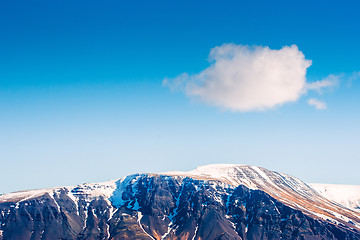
[164,43,348,112]
[308,98,327,110]
[306,74,340,93]
[164,44,312,111]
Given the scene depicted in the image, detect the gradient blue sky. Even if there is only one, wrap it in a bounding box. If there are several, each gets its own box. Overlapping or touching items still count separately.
[1,0,359,194]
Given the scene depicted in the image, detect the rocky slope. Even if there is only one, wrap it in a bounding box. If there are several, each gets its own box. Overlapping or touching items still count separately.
[163,165,360,230]
[0,164,359,240]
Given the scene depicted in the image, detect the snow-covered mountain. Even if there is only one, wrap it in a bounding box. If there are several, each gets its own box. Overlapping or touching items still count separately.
[166,165,360,212]
[310,183,360,212]
[0,164,359,240]
[164,164,360,226]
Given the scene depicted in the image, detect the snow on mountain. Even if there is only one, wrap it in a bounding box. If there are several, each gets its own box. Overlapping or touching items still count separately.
[309,183,360,212]
[162,164,360,229]
[1,164,359,232]
[0,180,117,207]
[163,164,309,191]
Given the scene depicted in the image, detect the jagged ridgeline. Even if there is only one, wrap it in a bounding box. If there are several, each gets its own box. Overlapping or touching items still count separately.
[0,164,359,240]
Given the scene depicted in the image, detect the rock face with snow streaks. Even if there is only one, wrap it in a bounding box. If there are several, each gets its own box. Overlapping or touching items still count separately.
[0,181,116,240]
[0,164,359,240]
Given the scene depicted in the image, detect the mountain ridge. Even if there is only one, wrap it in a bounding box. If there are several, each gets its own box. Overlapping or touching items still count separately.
[0,164,359,240]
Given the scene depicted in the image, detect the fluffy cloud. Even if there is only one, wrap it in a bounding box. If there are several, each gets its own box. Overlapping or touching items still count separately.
[164,44,312,111]
[308,98,327,110]
[164,43,341,112]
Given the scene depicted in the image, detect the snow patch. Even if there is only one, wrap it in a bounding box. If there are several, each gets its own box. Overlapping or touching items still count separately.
[161,222,172,239]
[191,225,198,240]
[310,183,360,212]
[137,212,155,240]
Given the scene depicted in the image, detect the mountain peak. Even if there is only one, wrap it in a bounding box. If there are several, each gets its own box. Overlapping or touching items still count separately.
[162,164,296,190]
[161,164,360,230]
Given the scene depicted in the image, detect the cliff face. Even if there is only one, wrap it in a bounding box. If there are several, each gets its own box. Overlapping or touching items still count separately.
[1,172,360,240]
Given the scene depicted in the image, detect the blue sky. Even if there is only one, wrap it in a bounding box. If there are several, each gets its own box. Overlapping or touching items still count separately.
[1,0,359,193]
